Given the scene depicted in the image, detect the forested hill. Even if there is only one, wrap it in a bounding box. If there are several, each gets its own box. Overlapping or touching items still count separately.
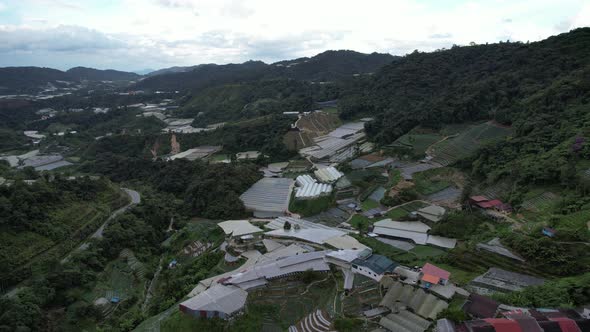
[341,28,590,185]
[342,28,590,141]
[134,50,396,92]
[66,66,140,81]
[0,66,140,94]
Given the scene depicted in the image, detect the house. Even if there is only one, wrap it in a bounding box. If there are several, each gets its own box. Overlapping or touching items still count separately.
[179,284,248,319]
[351,254,398,282]
[420,263,451,287]
[417,205,446,223]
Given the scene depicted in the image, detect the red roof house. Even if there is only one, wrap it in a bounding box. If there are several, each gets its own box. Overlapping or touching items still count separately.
[420,263,451,286]
[483,318,523,332]
[470,196,490,202]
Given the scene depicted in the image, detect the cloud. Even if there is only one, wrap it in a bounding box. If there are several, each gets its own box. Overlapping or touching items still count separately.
[0,25,124,52]
[429,33,453,39]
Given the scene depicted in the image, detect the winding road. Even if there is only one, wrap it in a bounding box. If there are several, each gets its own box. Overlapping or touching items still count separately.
[61,188,141,262]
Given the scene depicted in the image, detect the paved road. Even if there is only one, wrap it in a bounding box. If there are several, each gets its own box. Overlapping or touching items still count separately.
[61,188,141,262]
[92,188,141,239]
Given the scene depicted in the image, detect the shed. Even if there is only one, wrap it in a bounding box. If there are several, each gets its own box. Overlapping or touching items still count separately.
[179,284,248,319]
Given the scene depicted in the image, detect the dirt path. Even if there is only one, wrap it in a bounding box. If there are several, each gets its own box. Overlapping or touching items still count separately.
[142,257,163,312]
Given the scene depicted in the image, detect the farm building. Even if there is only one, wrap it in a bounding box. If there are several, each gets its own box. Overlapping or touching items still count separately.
[469,196,513,213]
[372,219,431,245]
[351,253,398,282]
[476,238,524,262]
[167,146,222,161]
[294,174,332,199]
[221,251,331,290]
[420,263,451,287]
[264,216,368,250]
[236,151,262,160]
[179,284,247,319]
[314,166,343,183]
[416,205,446,222]
[379,281,449,325]
[469,267,545,294]
[217,220,263,238]
[299,122,367,162]
[240,178,294,218]
[463,293,500,319]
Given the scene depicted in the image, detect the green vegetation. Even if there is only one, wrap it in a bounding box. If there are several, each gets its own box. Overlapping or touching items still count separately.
[495,273,590,308]
[289,194,334,217]
[390,131,443,157]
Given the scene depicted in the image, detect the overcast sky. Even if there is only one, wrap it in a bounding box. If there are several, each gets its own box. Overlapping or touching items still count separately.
[0,0,588,72]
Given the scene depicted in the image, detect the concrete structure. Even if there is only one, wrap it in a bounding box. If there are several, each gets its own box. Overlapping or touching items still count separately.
[240,178,294,218]
[351,253,397,281]
[179,284,247,319]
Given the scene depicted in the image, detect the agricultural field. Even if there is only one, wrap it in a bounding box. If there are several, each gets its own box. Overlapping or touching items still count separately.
[430,122,512,166]
[412,167,465,197]
[390,132,443,157]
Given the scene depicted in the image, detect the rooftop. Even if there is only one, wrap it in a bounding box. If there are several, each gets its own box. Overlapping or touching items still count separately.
[217,220,263,237]
[352,254,397,274]
[422,263,451,280]
[179,284,247,315]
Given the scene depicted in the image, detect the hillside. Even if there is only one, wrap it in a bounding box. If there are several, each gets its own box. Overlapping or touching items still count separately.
[0,66,140,94]
[341,28,590,186]
[66,67,140,81]
[134,50,396,92]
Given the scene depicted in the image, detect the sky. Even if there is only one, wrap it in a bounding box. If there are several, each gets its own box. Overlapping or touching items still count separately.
[0,0,589,72]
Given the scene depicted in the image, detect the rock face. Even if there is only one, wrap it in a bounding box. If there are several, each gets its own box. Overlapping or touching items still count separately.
[170,134,180,155]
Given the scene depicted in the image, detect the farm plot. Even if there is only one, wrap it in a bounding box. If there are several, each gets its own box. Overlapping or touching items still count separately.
[247,277,337,327]
[341,275,382,316]
[391,133,443,156]
[430,122,511,166]
[427,186,462,204]
[521,192,559,213]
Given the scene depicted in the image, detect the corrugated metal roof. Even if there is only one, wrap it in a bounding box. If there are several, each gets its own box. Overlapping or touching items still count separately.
[218,220,263,237]
[373,219,431,233]
[240,178,294,214]
[372,226,429,245]
[426,235,457,249]
[180,284,247,315]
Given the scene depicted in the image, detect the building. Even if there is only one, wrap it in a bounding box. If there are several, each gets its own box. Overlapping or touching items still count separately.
[179,284,248,319]
[218,220,263,239]
[372,219,431,245]
[167,146,222,161]
[416,205,446,223]
[351,254,398,282]
[469,267,545,294]
[420,263,451,287]
[294,174,332,199]
[463,293,500,318]
[314,167,343,183]
[236,151,262,160]
[240,178,294,218]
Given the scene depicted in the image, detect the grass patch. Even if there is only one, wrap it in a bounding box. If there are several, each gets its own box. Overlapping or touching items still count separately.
[409,245,447,258]
[349,214,371,232]
[361,199,380,211]
[289,194,334,217]
[385,207,409,219]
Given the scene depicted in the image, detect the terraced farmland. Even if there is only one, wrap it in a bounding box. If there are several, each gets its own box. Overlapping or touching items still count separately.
[391,132,443,156]
[521,192,559,213]
[430,122,512,166]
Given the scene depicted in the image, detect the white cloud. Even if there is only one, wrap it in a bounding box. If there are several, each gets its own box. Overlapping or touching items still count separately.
[0,0,588,70]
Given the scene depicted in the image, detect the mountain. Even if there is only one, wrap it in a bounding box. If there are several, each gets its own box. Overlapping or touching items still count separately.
[134,50,396,92]
[0,67,70,94]
[144,65,201,77]
[0,66,140,94]
[66,67,140,81]
[272,50,397,80]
